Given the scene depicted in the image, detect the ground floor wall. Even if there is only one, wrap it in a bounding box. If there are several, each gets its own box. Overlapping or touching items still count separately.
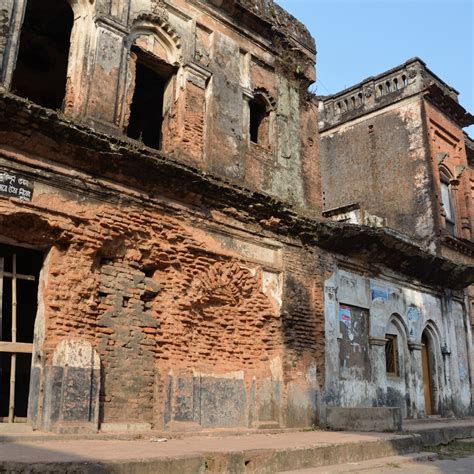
[0,158,330,433]
[324,266,473,420]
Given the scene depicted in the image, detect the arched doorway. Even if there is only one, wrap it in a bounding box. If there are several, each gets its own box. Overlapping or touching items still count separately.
[421,331,436,415]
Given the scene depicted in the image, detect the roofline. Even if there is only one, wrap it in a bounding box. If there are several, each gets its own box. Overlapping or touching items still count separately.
[320,57,459,102]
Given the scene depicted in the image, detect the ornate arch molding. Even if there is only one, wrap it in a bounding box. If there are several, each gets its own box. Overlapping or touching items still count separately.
[387,313,409,342]
[253,87,277,111]
[127,12,182,65]
[439,164,454,181]
[421,319,444,349]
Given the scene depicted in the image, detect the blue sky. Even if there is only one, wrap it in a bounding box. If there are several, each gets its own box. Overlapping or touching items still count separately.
[278,0,474,135]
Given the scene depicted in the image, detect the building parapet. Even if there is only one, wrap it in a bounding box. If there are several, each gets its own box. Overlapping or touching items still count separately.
[318,57,470,131]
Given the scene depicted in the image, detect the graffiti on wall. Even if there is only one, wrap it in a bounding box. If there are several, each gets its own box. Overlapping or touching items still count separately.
[370,281,398,303]
[339,304,370,379]
[407,305,421,340]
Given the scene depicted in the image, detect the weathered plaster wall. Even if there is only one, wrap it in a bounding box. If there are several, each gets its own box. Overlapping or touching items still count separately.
[324,267,473,419]
[0,0,321,213]
[320,97,436,249]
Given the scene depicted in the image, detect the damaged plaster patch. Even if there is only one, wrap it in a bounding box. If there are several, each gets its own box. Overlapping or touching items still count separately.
[52,339,100,369]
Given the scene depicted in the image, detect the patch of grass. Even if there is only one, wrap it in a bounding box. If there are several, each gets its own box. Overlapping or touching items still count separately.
[302,424,325,432]
[386,462,401,468]
[424,441,474,460]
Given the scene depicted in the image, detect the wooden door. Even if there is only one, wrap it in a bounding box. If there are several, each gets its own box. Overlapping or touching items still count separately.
[421,336,433,416]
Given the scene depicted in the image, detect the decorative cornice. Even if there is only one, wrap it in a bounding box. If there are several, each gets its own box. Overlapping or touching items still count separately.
[442,234,474,257]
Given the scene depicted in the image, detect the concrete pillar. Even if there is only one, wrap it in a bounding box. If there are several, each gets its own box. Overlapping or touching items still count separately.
[369,337,387,405]
[408,342,424,418]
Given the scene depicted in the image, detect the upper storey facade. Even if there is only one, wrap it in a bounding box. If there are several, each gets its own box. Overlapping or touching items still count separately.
[319,58,474,259]
[0,0,320,213]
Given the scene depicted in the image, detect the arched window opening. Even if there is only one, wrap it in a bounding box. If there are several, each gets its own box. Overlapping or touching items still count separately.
[249,95,270,146]
[343,98,348,110]
[351,96,356,108]
[378,84,384,97]
[393,78,399,90]
[357,92,363,106]
[11,0,73,110]
[126,47,176,150]
[402,75,408,87]
[336,102,342,114]
[440,170,455,236]
[386,81,391,93]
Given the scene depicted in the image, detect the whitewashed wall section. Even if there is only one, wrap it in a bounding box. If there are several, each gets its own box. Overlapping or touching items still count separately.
[324,267,472,418]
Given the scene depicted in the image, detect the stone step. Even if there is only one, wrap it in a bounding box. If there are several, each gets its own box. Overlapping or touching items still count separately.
[0,423,33,434]
[280,452,439,473]
[0,433,422,474]
[404,419,474,445]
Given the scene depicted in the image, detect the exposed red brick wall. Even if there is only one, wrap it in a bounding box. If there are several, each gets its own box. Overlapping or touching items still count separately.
[0,177,330,427]
[425,101,473,241]
[165,81,206,164]
[281,247,330,385]
[245,143,275,192]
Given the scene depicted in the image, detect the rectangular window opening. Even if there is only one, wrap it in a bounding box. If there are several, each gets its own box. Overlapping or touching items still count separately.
[11,0,73,110]
[126,50,175,150]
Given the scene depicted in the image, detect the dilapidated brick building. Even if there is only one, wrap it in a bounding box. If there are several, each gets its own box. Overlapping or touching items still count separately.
[319,58,474,419]
[0,1,472,434]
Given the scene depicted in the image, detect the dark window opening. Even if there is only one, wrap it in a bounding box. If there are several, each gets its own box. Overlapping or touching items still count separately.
[11,0,73,110]
[385,334,399,375]
[0,244,43,421]
[249,95,269,145]
[127,51,175,150]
